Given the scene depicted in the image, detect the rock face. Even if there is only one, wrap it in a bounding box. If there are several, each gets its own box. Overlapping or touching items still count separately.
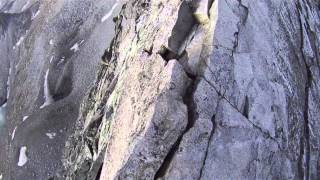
[1,0,320,179]
[0,0,122,179]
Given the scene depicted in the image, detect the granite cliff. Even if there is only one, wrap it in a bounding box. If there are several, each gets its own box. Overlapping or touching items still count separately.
[0,0,320,179]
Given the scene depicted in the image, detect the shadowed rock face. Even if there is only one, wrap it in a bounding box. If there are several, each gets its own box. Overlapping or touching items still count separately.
[0,0,122,179]
[1,0,320,180]
[64,0,320,179]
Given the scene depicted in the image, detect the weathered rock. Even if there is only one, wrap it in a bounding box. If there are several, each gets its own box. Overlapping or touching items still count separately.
[0,0,122,179]
[100,60,190,179]
[1,0,320,179]
[201,99,287,179]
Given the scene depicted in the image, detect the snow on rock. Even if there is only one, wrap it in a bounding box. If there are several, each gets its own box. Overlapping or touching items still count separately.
[50,56,54,63]
[13,37,25,49]
[70,43,80,52]
[40,69,53,109]
[22,116,29,122]
[11,126,17,140]
[45,132,56,139]
[57,57,65,66]
[17,146,28,167]
[16,37,25,46]
[31,10,40,20]
[101,2,118,22]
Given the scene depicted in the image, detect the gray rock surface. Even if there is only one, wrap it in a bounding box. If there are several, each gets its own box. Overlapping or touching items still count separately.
[1,0,320,180]
[0,0,122,179]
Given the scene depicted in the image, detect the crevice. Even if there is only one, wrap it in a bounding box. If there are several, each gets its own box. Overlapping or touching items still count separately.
[200,76,282,149]
[158,45,179,62]
[297,2,312,178]
[154,10,201,174]
[95,164,103,180]
[168,0,197,55]
[238,0,249,25]
[243,96,249,119]
[229,0,248,56]
[51,60,74,101]
[303,67,311,180]
[154,74,198,179]
[153,131,183,179]
[143,44,153,56]
[200,26,281,147]
[198,114,216,180]
[154,8,204,174]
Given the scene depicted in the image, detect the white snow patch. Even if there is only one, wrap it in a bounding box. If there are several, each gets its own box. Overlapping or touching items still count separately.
[21,0,30,11]
[31,10,40,20]
[79,40,85,45]
[70,43,80,52]
[11,126,17,140]
[16,37,24,46]
[49,39,54,45]
[101,3,118,22]
[49,56,54,63]
[23,116,29,122]
[57,57,65,66]
[13,37,25,49]
[40,69,53,109]
[17,146,28,167]
[45,132,56,139]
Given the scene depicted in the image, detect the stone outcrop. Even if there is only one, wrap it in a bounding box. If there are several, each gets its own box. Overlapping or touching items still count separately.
[0,0,122,179]
[1,0,320,179]
[65,0,320,179]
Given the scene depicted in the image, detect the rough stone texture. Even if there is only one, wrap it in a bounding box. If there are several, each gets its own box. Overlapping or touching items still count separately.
[100,60,190,180]
[0,0,122,179]
[1,0,320,179]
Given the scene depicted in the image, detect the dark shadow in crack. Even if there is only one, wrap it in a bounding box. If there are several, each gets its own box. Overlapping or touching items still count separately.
[167,1,196,56]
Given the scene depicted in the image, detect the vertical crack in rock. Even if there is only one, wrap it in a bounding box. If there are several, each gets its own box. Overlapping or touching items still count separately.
[94,1,197,179]
[200,75,282,148]
[153,2,203,179]
[295,0,320,178]
[297,1,312,178]
[49,0,320,179]
[303,67,311,180]
[243,96,249,119]
[152,2,221,179]
[198,114,215,180]
[154,73,197,179]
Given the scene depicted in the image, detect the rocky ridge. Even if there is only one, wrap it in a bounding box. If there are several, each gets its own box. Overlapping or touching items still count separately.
[0,0,320,179]
[64,0,320,179]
